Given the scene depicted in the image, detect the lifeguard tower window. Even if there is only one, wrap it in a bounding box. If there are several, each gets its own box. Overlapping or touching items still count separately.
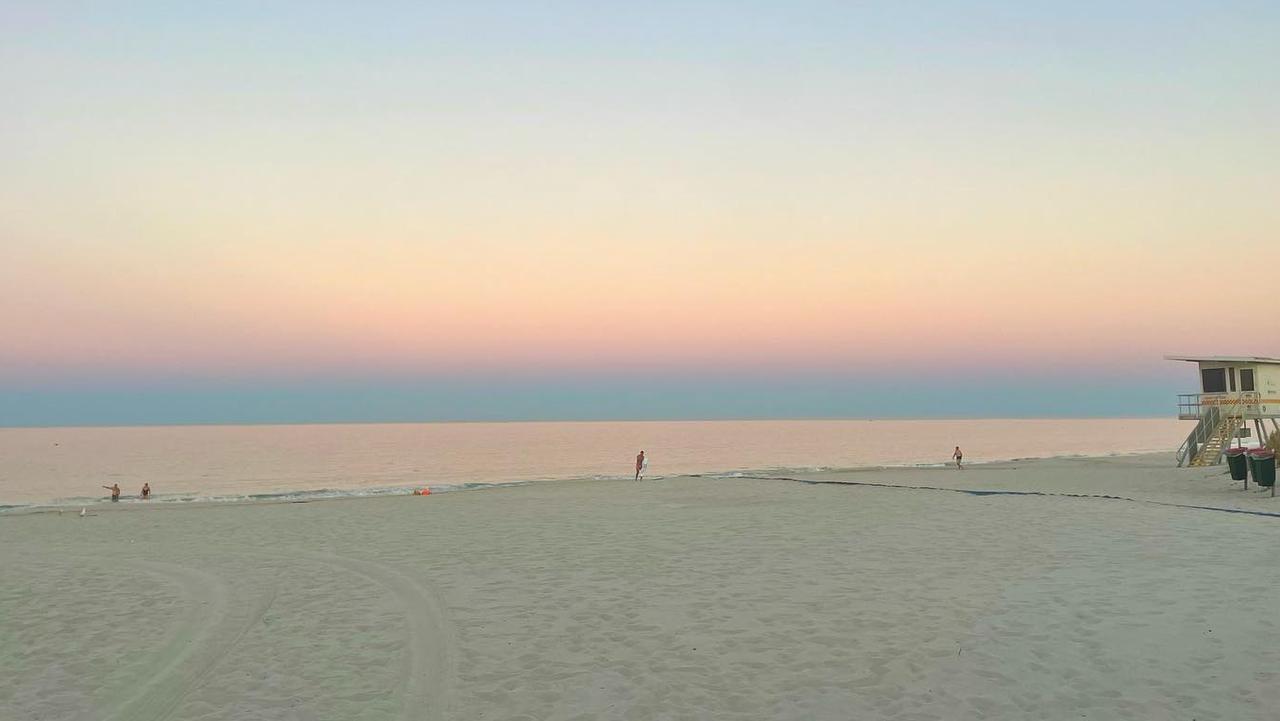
[1202,368,1227,393]
[1241,368,1255,391]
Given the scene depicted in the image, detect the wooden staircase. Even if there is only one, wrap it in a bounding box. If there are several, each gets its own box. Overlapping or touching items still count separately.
[1181,392,1259,467]
[1189,414,1238,466]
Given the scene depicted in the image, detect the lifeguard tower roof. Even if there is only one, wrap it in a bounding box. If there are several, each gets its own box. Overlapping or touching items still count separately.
[1164,355,1280,364]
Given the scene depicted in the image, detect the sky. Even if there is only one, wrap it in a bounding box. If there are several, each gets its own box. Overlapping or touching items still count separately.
[1,2,1277,425]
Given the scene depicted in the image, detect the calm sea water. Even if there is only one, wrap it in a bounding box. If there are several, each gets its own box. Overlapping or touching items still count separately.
[0,418,1188,507]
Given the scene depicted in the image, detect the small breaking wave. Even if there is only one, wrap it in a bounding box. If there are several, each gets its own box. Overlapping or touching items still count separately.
[0,482,515,514]
[0,448,1177,514]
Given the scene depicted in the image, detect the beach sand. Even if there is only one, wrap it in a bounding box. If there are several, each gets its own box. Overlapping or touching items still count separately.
[3,452,1278,720]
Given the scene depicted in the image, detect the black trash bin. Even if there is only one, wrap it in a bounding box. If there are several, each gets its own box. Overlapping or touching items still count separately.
[1226,447,1249,481]
[1248,450,1275,488]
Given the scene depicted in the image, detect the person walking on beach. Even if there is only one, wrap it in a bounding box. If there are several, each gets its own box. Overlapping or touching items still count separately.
[635,450,647,481]
[141,483,151,500]
[103,483,121,501]
[952,446,964,470]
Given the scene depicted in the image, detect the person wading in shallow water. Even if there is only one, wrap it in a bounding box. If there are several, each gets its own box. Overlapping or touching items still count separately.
[141,483,151,500]
[952,446,964,470]
[635,450,647,481]
[103,483,121,501]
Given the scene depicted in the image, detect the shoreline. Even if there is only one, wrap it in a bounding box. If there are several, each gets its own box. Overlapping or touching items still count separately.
[1,448,1186,514]
[6,449,1274,519]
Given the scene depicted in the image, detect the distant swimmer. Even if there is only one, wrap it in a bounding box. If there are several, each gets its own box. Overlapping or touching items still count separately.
[103,483,121,501]
[635,450,647,481]
[141,483,151,500]
[952,446,964,470]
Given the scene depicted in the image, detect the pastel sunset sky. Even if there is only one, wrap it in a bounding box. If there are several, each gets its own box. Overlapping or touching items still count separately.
[2,2,1277,425]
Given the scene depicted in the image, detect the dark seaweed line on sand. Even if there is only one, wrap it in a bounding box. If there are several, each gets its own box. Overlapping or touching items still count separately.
[714,475,1280,520]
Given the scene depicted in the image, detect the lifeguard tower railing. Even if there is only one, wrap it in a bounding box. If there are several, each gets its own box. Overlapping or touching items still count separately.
[1177,392,1262,421]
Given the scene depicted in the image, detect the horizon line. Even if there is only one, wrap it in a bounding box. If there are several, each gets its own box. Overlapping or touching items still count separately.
[0,414,1178,431]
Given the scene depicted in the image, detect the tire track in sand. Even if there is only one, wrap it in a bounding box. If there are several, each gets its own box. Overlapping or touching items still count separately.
[96,552,451,721]
[100,560,276,721]
[294,552,456,721]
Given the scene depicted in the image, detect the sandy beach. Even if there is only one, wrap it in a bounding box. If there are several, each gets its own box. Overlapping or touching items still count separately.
[3,452,1278,720]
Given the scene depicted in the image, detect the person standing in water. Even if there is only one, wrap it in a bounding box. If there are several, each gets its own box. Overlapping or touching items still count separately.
[141,483,151,500]
[952,446,964,470]
[635,450,647,481]
[103,483,121,501]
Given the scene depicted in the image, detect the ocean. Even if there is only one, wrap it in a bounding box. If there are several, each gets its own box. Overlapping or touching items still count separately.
[0,418,1189,508]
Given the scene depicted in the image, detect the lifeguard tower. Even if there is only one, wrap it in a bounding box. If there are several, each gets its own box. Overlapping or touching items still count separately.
[1167,355,1280,467]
